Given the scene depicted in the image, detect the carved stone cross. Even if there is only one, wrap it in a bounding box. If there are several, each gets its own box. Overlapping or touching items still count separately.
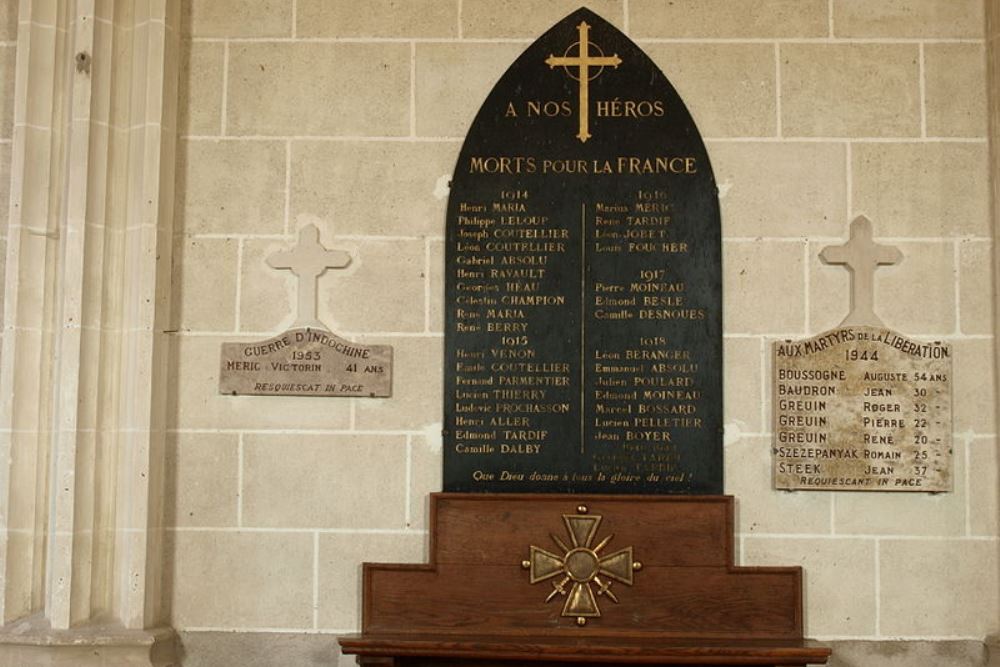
[267,224,351,330]
[820,215,902,328]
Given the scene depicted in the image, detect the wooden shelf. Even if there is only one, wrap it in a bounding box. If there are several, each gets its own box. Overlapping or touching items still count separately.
[339,494,831,667]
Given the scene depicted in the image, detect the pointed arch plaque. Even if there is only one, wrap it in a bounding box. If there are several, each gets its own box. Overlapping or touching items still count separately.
[341,10,829,666]
[444,8,723,494]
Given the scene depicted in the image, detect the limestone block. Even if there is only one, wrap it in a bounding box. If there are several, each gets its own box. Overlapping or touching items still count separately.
[644,44,775,138]
[173,236,238,332]
[969,437,998,536]
[182,0,292,38]
[723,337,763,433]
[858,237,951,332]
[833,439,966,535]
[852,142,990,237]
[0,237,6,317]
[415,43,526,137]
[3,531,31,614]
[317,533,426,629]
[165,432,239,528]
[782,44,921,138]
[826,641,988,667]
[834,0,984,38]
[239,238,294,333]
[953,339,997,434]
[0,626,178,667]
[743,537,876,637]
[810,241,955,334]
[178,631,333,667]
[168,531,313,628]
[724,240,805,334]
[925,44,987,138]
[321,239,427,333]
[880,539,998,636]
[178,41,223,137]
[291,141,456,238]
[170,335,352,430]
[242,433,407,529]
[0,143,9,225]
[958,240,994,335]
[227,43,410,137]
[428,239,444,333]
[0,1,15,41]
[409,435,443,530]
[709,141,846,237]
[12,229,53,331]
[176,140,285,236]
[353,335,443,431]
[807,244,844,333]
[18,1,57,25]
[21,126,56,240]
[87,19,114,124]
[297,0,457,38]
[725,436,832,534]
[462,0,623,38]
[0,45,14,139]
[22,25,57,129]
[630,0,828,38]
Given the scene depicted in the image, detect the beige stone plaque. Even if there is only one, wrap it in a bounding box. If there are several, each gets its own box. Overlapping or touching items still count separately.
[220,327,392,397]
[219,224,393,398]
[772,216,953,492]
[772,326,952,491]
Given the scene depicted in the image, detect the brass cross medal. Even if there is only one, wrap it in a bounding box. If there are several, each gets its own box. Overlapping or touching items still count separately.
[522,506,641,626]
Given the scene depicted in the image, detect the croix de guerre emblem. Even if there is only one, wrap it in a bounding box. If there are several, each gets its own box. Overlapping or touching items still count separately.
[521,505,641,625]
[546,21,622,143]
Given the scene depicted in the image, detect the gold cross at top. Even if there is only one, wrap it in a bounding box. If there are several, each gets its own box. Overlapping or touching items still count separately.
[820,215,902,328]
[546,21,622,143]
[267,224,351,330]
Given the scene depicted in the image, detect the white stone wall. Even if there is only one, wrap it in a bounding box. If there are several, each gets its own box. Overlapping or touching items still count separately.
[167,0,998,653]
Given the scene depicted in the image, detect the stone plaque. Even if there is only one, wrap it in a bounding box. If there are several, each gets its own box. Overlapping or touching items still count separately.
[219,224,393,398]
[443,9,722,494]
[220,328,392,397]
[773,327,952,491]
[772,217,953,492]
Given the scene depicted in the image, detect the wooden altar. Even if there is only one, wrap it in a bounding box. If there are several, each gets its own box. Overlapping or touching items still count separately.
[338,494,831,666]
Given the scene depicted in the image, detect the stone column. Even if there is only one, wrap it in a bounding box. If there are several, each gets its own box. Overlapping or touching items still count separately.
[990,1,1000,665]
[0,1,179,665]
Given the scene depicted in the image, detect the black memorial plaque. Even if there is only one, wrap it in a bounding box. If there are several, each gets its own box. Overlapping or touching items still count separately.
[444,8,722,494]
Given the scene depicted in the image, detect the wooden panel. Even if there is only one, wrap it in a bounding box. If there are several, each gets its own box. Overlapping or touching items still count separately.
[365,564,800,638]
[347,494,828,665]
[433,494,732,568]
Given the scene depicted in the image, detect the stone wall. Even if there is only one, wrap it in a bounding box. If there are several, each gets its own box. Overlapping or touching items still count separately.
[167,1,997,664]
